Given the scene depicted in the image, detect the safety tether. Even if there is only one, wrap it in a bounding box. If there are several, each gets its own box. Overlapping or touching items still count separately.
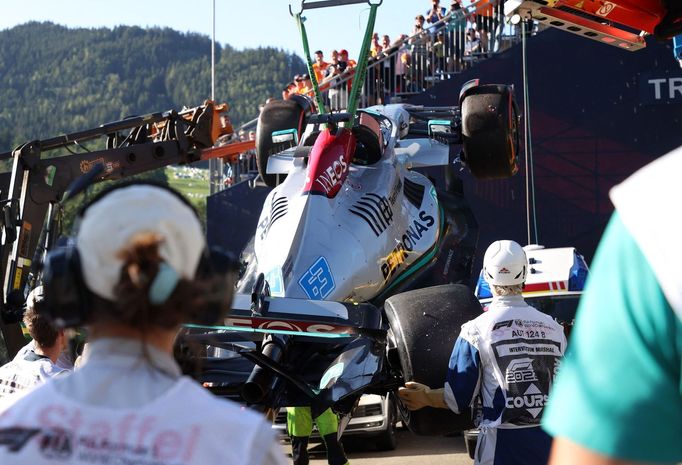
[521,20,539,246]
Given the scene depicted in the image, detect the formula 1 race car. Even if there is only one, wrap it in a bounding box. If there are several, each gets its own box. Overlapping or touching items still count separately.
[184,1,520,435]
[0,0,520,438]
[176,79,521,436]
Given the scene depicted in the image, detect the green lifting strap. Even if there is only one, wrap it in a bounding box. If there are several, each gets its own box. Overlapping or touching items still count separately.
[295,14,327,114]
[346,2,379,121]
[292,1,382,120]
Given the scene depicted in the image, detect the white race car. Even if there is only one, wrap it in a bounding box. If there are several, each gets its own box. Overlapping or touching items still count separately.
[181,81,521,436]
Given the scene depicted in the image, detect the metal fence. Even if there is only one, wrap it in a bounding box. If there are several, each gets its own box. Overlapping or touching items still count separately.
[314,0,527,109]
[220,0,532,187]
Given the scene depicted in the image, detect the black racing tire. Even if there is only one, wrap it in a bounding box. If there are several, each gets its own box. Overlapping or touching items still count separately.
[374,396,398,451]
[256,95,313,187]
[460,84,520,179]
[384,284,481,436]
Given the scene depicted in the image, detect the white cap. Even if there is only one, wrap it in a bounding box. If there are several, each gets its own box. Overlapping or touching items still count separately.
[483,240,527,286]
[76,185,205,300]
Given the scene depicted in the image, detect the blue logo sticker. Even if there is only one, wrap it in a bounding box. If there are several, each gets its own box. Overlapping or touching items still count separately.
[265,268,284,297]
[298,257,335,300]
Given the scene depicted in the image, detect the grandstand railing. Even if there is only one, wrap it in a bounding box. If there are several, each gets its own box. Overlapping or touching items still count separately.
[311,0,530,109]
[221,0,535,187]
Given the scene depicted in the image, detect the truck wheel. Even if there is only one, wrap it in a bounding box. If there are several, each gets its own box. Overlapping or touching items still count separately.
[464,429,479,459]
[256,95,313,187]
[384,284,481,435]
[374,395,398,451]
[460,84,520,179]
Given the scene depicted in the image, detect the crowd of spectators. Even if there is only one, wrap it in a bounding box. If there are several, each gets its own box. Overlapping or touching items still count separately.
[280,0,507,108]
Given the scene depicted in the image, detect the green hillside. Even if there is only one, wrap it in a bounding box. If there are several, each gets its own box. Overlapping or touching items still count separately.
[0,22,306,152]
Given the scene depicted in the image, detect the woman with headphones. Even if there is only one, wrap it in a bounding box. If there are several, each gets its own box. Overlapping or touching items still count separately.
[0,183,287,465]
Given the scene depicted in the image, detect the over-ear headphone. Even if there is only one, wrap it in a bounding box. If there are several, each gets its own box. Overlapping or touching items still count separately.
[40,180,238,328]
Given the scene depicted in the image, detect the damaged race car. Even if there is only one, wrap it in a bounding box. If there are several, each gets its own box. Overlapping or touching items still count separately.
[177,77,521,436]
[0,0,521,440]
[175,0,522,437]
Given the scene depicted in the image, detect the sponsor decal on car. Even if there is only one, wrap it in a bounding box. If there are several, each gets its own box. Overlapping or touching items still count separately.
[224,317,341,334]
[389,177,403,205]
[381,211,436,279]
[349,193,394,237]
[315,154,349,194]
[298,256,336,300]
[265,268,284,297]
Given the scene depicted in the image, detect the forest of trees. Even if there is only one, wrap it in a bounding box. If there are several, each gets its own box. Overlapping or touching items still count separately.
[0,22,307,152]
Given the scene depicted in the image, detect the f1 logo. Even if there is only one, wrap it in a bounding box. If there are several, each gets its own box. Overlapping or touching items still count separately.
[298,257,336,300]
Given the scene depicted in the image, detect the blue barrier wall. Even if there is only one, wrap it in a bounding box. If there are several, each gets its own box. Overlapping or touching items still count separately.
[409,29,682,267]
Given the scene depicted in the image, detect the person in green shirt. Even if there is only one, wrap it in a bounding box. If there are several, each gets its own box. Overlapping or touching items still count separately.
[542,147,682,465]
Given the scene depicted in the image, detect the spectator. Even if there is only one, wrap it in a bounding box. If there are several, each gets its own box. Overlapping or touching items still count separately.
[282,82,295,100]
[479,25,489,56]
[338,50,353,108]
[446,0,466,71]
[394,35,411,93]
[215,114,235,146]
[371,32,383,57]
[339,49,355,69]
[412,14,427,36]
[432,31,447,76]
[323,50,343,110]
[0,287,69,399]
[297,74,313,95]
[402,52,416,93]
[381,34,393,54]
[425,0,447,29]
[293,74,307,94]
[377,34,395,101]
[366,52,378,106]
[464,27,480,63]
[0,184,287,465]
[329,49,339,67]
[410,15,429,90]
[312,50,328,84]
[477,0,495,38]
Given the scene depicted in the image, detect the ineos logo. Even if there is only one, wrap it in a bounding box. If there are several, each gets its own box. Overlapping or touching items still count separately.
[596,1,616,17]
[315,155,349,193]
[258,321,303,332]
